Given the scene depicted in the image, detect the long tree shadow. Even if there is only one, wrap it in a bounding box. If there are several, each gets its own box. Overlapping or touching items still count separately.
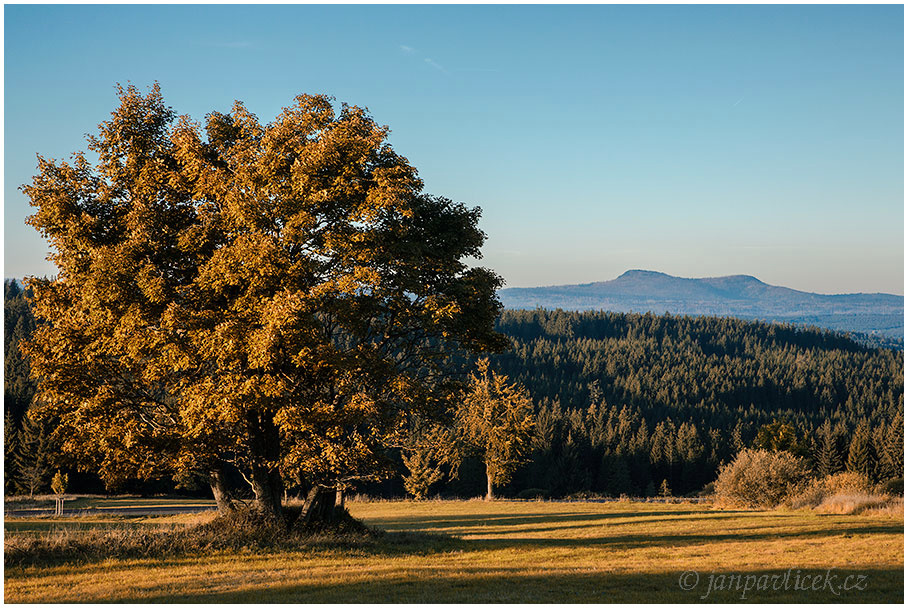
[362,509,754,530]
[321,514,904,561]
[348,507,905,560]
[449,516,903,542]
[462,523,904,551]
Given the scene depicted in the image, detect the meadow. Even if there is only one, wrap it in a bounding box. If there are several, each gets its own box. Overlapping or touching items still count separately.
[4,498,903,603]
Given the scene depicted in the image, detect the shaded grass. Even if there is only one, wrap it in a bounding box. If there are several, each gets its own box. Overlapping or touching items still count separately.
[6,495,216,511]
[5,512,207,535]
[5,507,377,569]
[5,500,903,603]
[78,567,902,603]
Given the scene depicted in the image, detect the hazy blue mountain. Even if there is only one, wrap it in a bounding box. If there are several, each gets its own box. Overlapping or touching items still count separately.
[499,270,904,344]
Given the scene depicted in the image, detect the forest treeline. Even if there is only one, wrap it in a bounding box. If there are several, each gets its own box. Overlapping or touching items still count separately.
[4,282,903,498]
[487,309,902,497]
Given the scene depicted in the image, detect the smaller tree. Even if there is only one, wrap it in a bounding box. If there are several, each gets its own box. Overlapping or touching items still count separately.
[846,421,876,481]
[875,414,903,481]
[5,412,19,495]
[51,470,69,517]
[51,471,68,496]
[644,479,657,497]
[402,420,454,500]
[14,409,55,497]
[402,447,445,501]
[753,420,806,456]
[455,359,534,501]
[812,419,843,477]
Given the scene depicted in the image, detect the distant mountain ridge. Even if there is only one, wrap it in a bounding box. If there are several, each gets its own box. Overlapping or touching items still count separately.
[499,270,903,344]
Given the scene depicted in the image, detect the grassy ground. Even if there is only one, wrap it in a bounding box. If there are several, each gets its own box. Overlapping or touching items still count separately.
[6,494,215,512]
[5,499,903,603]
[5,511,208,534]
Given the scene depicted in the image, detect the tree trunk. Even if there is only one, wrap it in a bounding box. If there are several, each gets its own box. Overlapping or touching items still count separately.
[249,463,284,523]
[485,463,494,501]
[209,464,236,513]
[299,485,338,525]
[246,411,285,525]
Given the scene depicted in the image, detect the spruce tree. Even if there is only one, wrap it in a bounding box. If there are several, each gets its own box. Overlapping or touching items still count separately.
[14,409,54,497]
[644,479,657,498]
[402,421,451,500]
[606,454,632,496]
[5,411,19,495]
[813,419,843,477]
[846,421,875,481]
[4,280,36,424]
[875,413,903,481]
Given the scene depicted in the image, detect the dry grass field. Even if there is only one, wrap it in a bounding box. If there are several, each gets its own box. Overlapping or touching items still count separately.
[4,499,903,603]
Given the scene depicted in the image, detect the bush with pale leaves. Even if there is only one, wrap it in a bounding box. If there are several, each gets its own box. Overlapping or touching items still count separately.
[713,449,808,508]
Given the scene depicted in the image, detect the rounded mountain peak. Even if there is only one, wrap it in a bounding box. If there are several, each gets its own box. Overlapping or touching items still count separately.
[616,269,671,280]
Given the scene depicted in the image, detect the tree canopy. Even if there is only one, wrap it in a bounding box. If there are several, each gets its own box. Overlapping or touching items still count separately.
[455,359,534,500]
[23,84,504,522]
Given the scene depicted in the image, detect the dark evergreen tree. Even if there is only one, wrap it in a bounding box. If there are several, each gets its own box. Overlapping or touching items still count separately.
[754,420,799,453]
[813,418,843,477]
[846,421,876,481]
[644,479,657,497]
[14,409,55,496]
[4,280,37,425]
[875,412,903,481]
[5,412,19,494]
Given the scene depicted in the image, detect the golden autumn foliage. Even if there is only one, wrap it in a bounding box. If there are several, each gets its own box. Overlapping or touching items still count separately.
[455,359,534,500]
[402,418,455,500]
[23,83,505,520]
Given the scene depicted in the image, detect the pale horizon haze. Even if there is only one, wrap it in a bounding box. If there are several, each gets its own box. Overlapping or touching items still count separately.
[4,5,904,295]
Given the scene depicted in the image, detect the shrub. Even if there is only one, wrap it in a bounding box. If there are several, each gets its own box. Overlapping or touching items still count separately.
[713,449,808,508]
[860,496,903,516]
[815,493,898,515]
[784,481,827,510]
[823,471,873,494]
[784,472,875,510]
[877,478,904,497]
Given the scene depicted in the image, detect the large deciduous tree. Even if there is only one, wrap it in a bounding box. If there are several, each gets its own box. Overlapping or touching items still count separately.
[23,84,505,523]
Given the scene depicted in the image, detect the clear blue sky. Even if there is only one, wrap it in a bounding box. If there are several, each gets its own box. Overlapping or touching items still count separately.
[4,4,904,294]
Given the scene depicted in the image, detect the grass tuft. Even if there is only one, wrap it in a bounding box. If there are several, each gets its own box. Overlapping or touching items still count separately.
[815,493,903,515]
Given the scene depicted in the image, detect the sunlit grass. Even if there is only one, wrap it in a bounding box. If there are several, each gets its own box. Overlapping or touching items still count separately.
[5,499,903,603]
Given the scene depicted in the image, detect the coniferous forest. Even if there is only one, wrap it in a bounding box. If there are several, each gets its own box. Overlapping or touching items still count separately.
[486,309,903,498]
[4,281,903,499]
